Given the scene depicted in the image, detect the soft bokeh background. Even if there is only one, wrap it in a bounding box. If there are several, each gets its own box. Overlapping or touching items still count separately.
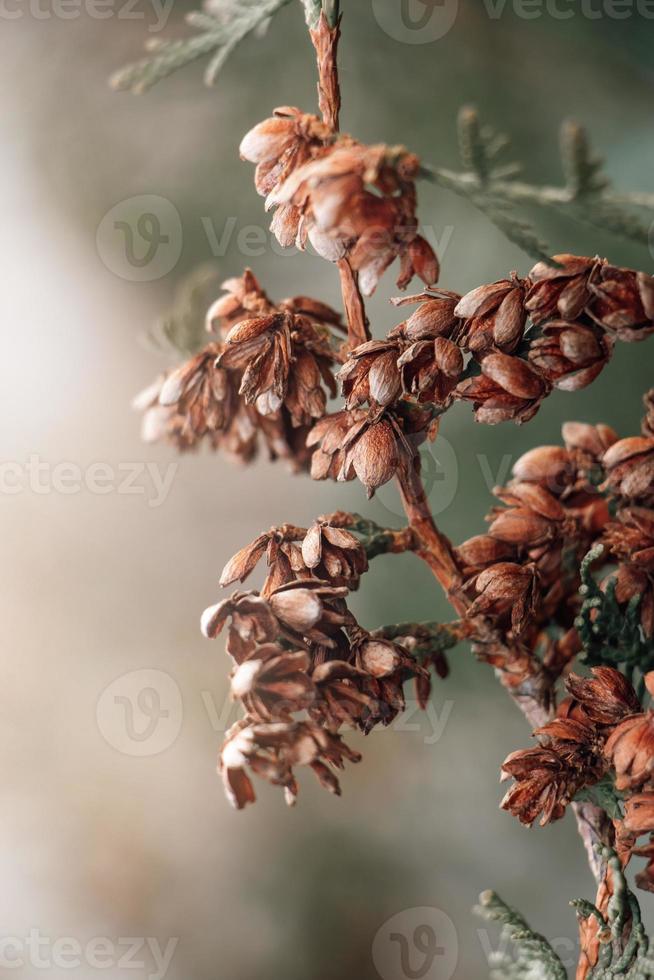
[3,1,654,977]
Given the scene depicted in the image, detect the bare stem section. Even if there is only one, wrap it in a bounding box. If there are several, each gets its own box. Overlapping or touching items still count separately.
[309,8,341,131]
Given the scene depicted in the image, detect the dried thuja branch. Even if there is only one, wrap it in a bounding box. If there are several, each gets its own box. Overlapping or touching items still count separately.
[423,108,654,260]
[123,4,654,976]
[201,514,469,805]
[134,268,345,464]
[113,9,654,261]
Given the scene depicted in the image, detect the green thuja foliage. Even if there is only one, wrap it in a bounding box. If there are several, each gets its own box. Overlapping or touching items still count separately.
[477,852,654,980]
[576,545,654,691]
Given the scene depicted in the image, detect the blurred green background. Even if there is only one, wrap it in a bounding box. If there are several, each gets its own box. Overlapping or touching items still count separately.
[3,1,654,977]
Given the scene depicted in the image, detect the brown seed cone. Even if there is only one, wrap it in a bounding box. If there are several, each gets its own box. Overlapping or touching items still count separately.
[500,744,591,827]
[603,436,654,501]
[512,445,575,490]
[562,421,618,478]
[456,353,548,425]
[308,408,415,497]
[525,254,601,324]
[456,534,517,572]
[266,140,438,295]
[526,253,654,341]
[307,408,368,483]
[339,338,403,410]
[201,581,354,663]
[135,343,236,448]
[564,667,641,726]
[468,561,538,634]
[219,520,368,593]
[501,713,606,827]
[454,274,528,356]
[527,319,613,391]
[230,645,316,723]
[205,268,274,336]
[219,718,361,809]
[310,660,375,731]
[605,712,654,792]
[218,311,338,425]
[623,792,654,834]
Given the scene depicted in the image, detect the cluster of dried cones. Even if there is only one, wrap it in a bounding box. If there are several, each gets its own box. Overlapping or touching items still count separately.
[311,253,654,497]
[137,254,654,498]
[239,105,439,296]
[502,666,654,894]
[135,269,342,467]
[130,12,654,978]
[486,401,654,898]
[458,405,654,673]
[200,393,654,869]
[201,516,450,808]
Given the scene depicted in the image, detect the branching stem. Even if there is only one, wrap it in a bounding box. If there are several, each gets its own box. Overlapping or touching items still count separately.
[310,3,612,948]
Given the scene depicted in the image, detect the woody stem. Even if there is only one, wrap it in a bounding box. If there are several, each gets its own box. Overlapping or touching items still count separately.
[306,2,371,350]
[309,3,341,130]
[395,454,464,607]
[337,259,372,349]
[396,452,610,887]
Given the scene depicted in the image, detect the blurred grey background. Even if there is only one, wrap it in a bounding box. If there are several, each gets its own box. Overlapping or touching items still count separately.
[2,1,654,977]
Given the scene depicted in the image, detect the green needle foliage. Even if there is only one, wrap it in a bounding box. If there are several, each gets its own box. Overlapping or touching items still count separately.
[478,853,654,980]
[422,107,654,262]
[474,890,568,980]
[111,0,294,93]
[576,544,654,687]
